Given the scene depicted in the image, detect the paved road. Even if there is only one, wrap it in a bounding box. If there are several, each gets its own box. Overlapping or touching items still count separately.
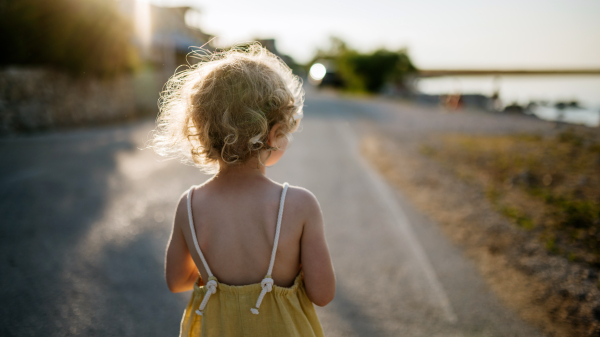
[0,89,550,336]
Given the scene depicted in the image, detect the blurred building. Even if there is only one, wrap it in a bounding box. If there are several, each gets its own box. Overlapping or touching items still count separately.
[150,6,213,70]
[116,1,215,112]
[118,1,213,73]
[257,40,291,66]
[256,39,303,76]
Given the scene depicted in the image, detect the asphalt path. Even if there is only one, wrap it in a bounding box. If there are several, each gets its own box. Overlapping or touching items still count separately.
[0,89,549,336]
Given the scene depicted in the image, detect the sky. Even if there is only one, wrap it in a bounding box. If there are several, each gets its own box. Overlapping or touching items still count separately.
[148,0,600,69]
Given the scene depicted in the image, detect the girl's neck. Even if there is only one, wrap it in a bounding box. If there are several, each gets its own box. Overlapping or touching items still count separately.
[214,158,266,180]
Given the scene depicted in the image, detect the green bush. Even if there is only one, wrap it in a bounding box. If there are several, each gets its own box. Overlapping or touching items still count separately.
[344,49,416,92]
[0,0,138,77]
[311,37,417,93]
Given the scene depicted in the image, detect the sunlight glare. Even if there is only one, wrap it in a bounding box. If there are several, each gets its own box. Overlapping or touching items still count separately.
[134,0,151,52]
[309,63,327,81]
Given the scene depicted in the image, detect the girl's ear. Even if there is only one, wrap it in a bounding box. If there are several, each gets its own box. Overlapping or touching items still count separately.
[267,123,282,147]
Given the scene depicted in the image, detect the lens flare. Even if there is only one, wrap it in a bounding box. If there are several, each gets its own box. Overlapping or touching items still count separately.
[309,63,327,81]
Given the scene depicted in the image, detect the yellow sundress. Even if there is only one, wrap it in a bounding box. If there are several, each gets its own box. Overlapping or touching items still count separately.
[179,183,325,337]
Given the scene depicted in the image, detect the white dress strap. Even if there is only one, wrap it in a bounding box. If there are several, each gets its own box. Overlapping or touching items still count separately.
[267,182,289,276]
[251,182,289,315]
[187,187,218,316]
[187,187,213,277]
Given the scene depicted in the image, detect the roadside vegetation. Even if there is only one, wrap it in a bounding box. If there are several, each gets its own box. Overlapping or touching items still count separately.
[420,127,600,269]
[0,0,138,77]
[308,37,417,93]
[364,126,600,336]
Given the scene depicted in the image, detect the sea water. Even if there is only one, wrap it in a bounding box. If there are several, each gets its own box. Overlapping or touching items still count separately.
[416,75,600,127]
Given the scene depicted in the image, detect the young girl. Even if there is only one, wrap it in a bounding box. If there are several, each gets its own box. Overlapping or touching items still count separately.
[152,44,336,336]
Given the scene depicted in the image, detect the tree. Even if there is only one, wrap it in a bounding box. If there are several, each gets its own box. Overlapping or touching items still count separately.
[309,37,417,93]
[0,0,138,77]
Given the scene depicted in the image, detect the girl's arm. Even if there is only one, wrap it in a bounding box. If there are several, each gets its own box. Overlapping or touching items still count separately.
[299,190,336,306]
[165,194,201,293]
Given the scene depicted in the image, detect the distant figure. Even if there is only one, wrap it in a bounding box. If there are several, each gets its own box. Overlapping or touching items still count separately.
[444,93,462,111]
[490,76,503,112]
[151,44,335,337]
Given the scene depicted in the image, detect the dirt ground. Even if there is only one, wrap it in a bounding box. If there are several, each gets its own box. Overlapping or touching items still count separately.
[362,132,600,337]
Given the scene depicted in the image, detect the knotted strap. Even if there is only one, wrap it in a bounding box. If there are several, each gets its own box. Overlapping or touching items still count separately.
[250,276,274,315]
[251,183,289,314]
[187,187,218,316]
[195,276,218,316]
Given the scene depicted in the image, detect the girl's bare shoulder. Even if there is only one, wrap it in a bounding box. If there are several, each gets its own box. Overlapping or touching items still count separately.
[172,183,212,234]
[173,188,192,230]
[284,185,322,221]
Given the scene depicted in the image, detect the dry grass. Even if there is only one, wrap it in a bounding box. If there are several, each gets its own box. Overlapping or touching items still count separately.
[362,128,600,337]
[422,128,600,268]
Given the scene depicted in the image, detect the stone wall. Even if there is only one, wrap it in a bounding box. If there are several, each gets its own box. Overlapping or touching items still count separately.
[0,67,163,135]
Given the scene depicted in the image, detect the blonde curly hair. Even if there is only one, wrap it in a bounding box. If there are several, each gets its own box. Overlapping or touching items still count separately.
[151,44,304,173]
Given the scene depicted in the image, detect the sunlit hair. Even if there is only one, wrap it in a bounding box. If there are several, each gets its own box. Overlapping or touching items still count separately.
[151,43,304,173]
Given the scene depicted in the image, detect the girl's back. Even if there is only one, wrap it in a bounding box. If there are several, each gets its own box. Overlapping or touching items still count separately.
[182,176,305,287]
[153,45,335,336]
